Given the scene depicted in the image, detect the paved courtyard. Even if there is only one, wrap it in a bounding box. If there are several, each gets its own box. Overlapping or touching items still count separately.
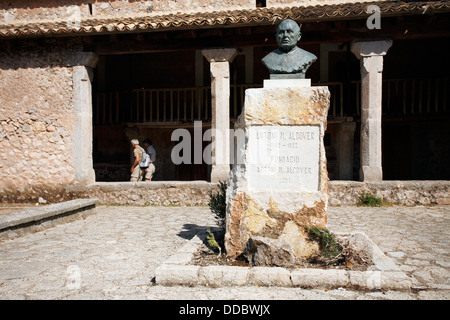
[0,204,448,300]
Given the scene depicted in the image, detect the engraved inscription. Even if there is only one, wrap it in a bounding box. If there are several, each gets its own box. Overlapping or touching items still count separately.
[247,125,320,191]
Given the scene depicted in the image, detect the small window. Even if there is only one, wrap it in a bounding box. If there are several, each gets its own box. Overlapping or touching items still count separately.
[256,1,267,8]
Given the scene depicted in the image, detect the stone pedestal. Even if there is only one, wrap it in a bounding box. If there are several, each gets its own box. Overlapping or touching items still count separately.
[225,79,330,265]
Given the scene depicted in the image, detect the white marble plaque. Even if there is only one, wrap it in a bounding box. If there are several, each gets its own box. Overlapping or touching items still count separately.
[247,125,320,191]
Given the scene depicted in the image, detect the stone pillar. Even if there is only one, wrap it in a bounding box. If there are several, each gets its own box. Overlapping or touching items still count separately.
[68,52,99,185]
[337,121,356,180]
[226,80,330,263]
[202,48,238,183]
[351,40,392,182]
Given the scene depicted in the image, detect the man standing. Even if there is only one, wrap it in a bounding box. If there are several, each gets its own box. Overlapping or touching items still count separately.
[142,138,156,181]
[130,139,146,182]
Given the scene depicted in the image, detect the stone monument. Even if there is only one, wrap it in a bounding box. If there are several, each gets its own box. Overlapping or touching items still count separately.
[225,20,330,267]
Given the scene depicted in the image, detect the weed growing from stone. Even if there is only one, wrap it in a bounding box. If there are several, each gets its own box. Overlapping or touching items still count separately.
[208,181,227,228]
[306,226,343,263]
[358,192,383,207]
[206,229,222,256]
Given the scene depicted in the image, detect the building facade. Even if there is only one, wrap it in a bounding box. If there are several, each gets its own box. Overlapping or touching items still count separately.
[1,0,449,200]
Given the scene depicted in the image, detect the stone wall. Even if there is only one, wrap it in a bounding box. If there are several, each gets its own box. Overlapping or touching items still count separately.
[0,0,386,22]
[81,180,450,207]
[0,0,254,21]
[1,180,448,207]
[0,40,82,196]
[68,181,214,206]
[328,180,450,206]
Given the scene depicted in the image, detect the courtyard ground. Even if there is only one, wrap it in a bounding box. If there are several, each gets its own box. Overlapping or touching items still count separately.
[0,204,448,301]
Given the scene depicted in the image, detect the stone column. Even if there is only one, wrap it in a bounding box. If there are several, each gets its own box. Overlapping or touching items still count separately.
[351,40,392,182]
[68,52,99,185]
[202,48,238,183]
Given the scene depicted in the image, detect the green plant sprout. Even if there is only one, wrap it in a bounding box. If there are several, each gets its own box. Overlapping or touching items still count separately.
[206,229,221,256]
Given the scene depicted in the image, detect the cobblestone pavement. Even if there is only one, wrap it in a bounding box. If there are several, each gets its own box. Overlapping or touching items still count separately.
[0,205,448,300]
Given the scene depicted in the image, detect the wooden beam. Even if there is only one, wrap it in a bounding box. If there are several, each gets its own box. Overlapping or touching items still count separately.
[83,13,450,55]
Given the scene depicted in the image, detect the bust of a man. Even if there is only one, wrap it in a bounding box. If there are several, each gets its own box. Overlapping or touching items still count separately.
[262,19,317,78]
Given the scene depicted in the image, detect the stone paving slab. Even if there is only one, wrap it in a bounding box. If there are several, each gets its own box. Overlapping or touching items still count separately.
[0,204,448,300]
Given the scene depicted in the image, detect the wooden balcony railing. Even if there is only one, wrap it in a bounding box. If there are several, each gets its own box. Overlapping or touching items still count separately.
[94,78,448,125]
[351,77,449,116]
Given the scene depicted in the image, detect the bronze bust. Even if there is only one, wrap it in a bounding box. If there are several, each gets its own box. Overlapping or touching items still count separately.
[262,19,317,78]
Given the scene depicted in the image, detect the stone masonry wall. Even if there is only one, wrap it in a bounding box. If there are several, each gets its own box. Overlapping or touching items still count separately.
[76,181,450,206]
[329,181,450,206]
[0,40,82,199]
[0,0,254,21]
[0,0,386,22]
[1,179,448,207]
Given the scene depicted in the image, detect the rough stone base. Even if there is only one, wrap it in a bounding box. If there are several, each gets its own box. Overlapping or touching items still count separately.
[0,180,448,206]
[0,181,216,206]
[225,192,325,260]
[68,181,213,206]
[155,230,412,290]
[328,180,450,206]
